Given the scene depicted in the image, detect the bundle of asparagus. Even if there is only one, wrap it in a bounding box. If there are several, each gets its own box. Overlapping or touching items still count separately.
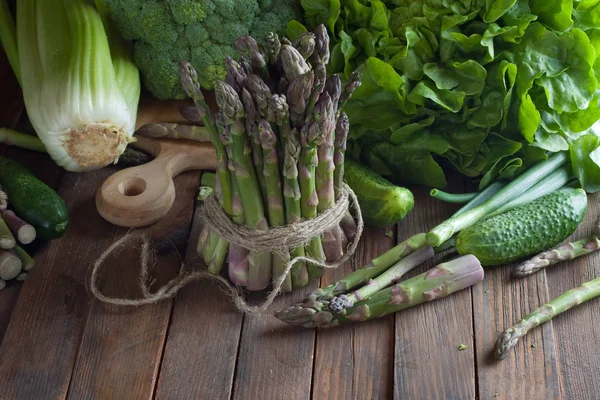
[179,25,361,293]
[0,190,36,290]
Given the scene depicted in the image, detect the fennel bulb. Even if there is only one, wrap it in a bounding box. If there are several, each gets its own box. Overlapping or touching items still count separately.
[16,0,140,171]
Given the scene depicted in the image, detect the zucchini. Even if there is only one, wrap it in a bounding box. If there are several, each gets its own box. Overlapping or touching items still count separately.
[0,157,68,240]
[456,188,587,266]
[344,159,414,227]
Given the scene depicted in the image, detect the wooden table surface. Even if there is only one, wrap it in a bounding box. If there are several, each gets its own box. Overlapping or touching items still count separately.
[1,47,600,400]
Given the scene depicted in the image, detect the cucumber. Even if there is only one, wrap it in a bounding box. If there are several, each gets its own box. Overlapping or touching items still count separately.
[456,188,587,266]
[344,159,414,227]
[0,157,68,240]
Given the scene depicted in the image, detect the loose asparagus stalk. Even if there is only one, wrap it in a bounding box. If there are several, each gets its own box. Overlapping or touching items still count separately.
[283,131,309,288]
[513,217,600,277]
[1,209,36,244]
[0,249,22,280]
[276,254,484,328]
[215,81,272,291]
[315,93,343,263]
[426,152,569,247]
[299,102,326,278]
[258,120,292,292]
[494,275,600,360]
[0,128,45,152]
[329,246,435,313]
[135,123,211,142]
[0,215,16,249]
[13,245,34,271]
[286,234,427,313]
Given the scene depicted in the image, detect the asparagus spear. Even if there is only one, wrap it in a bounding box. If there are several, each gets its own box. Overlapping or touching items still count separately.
[329,246,435,313]
[0,215,16,249]
[310,25,330,66]
[494,275,600,360]
[228,176,250,286]
[284,233,427,314]
[315,93,343,263]
[305,25,328,117]
[1,209,36,244]
[280,44,311,82]
[426,152,569,247]
[338,71,361,113]
[287,71,315,128]
[135,123,211,142]
[258,120,292,292]
[276,254,484,328]
[241,88,268,204]
[299,101,326,278]
[267,94,292,145]
[264,32,281,65]
[245,74,272,118]
[332,111,356,245]
[215,81,272,291]
[283,131,309,288]
[292,32,316,60]
[179,61,233,217]
[513,217,600,277]
[234,36,269,82]
[0,249,21,280]
[225,56,248,94]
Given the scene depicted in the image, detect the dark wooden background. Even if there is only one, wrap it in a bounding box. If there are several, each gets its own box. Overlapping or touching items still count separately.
[1,31,599,400]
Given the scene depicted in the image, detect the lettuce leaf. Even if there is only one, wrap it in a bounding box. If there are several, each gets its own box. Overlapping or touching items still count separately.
[295,0,600,191]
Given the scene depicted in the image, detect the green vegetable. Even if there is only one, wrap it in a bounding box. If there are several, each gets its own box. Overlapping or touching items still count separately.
[275,254,484,328]
[0,250,21,281]
[0,215,15,249]
[2,0,141,171]
[14,245,35,271]
[0,128,46,153]
[495,274,600,360]
[430,189,477,204]
[296,0,600,192]
[0,0,19,84]
[0,157,69,240]
[344,158,414,227]
[456,188,587,266]
[104,0,303,99]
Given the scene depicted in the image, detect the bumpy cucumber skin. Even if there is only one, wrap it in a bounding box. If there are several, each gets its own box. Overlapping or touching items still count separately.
[456,188,587,266]
[0,157,68,240]
[344,159,414,226]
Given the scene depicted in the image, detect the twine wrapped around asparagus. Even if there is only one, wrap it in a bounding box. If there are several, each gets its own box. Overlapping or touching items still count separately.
[89,183,363,313]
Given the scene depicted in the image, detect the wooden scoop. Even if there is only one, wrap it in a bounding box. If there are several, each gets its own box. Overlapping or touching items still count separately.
[96,136,217,228]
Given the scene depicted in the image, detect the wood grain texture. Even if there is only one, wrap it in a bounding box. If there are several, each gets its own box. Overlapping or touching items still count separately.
[232,288,316,400]
[0,169,118,400]
[66,170,200,400]
[545,192,600,399]
[312,226,395,400]
[155,200,243,400]
[394,180,477,400]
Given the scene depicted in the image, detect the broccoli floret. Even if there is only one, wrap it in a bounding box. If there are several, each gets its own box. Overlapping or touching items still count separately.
[105,0,303,99]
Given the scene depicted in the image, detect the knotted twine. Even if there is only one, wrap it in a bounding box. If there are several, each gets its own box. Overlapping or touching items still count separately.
[89,183,364,313]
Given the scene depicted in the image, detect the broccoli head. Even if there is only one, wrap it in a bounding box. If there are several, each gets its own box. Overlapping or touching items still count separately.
[105,0,303,99]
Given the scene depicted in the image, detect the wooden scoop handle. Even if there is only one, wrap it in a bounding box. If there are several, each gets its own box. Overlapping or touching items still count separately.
[96,137,217,228]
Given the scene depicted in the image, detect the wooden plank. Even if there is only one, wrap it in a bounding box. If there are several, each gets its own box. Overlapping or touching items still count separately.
[545,192,600,399]
[394,179,477,400]
[154,189,243,400]
[66,170,200,400]
[0,169,118,400]
[312,226,395,400]
[232,287,316,399]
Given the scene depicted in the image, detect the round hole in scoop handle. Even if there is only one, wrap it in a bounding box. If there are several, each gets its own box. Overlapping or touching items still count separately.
[96,138,217,228]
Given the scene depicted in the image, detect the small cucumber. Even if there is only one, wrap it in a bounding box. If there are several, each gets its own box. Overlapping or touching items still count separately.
[456,188,587,266]
[0,157,68,240]
[344,159,414,227]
